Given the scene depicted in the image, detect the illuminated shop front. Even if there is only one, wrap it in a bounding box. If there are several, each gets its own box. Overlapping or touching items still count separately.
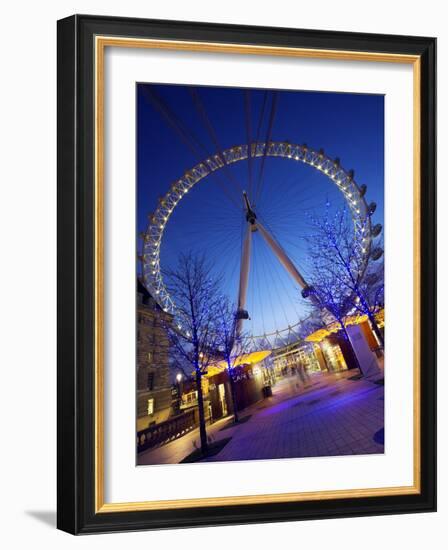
[272,341,321,377]
[317,337,349,372]
[305,309,385,375]
[180,350,274,424]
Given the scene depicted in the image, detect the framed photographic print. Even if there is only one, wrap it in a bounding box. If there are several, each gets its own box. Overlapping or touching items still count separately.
[57,14,436,534]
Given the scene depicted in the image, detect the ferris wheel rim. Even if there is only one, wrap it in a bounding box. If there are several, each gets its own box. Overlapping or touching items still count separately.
[141,140,373,340]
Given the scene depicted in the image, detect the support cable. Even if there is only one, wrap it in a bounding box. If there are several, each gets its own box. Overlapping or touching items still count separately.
[142,87,240,208]
[244,90,254,198]
[254,92,278,205]
[188,87,242,195]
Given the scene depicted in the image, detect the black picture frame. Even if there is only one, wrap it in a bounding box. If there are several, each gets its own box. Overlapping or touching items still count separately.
[57,14,436,534]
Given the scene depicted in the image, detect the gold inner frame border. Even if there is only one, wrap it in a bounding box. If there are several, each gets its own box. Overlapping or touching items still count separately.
[94,35,421,513]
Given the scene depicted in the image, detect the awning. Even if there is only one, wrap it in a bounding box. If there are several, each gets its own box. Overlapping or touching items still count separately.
[305,308,384,343]
[203,350,272,378]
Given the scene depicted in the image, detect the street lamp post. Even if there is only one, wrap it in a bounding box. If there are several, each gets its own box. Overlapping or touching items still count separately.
[176,373,183,413]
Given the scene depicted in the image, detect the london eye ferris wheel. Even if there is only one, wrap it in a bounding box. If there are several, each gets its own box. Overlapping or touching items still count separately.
[138,84,384,350]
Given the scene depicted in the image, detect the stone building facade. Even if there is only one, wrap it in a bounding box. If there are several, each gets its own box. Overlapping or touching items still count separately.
[136,279,173,432]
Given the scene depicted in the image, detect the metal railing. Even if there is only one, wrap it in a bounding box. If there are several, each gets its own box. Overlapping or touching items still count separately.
[137,409,197,453]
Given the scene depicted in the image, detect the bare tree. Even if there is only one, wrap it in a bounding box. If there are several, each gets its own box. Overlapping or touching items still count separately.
[304,241,356,353]
[163,253,222,455]
[357,247,384,312]
[214,297,251,423]
[305,206,384,347]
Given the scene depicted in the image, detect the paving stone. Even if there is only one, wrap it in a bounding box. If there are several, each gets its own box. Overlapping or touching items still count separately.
[139,371,385,465]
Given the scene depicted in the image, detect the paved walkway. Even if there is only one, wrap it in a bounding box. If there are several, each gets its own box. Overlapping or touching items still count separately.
[138,370,384,465]
[138,414,233,465]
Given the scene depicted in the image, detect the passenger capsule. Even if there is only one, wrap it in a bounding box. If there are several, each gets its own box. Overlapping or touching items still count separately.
[372,223,382,236]
[371,247,383,260]
[368,202,377,215]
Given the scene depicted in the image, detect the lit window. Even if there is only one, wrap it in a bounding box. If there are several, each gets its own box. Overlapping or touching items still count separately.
[147,398,155,415]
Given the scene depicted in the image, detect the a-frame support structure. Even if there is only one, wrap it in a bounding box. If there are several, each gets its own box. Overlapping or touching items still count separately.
[236,191,318,337]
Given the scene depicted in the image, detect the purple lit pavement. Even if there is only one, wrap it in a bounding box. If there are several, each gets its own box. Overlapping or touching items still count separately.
[138,370,384,466]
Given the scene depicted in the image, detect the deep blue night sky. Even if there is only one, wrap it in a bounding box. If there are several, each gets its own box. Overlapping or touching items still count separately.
[137,83,384,341]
